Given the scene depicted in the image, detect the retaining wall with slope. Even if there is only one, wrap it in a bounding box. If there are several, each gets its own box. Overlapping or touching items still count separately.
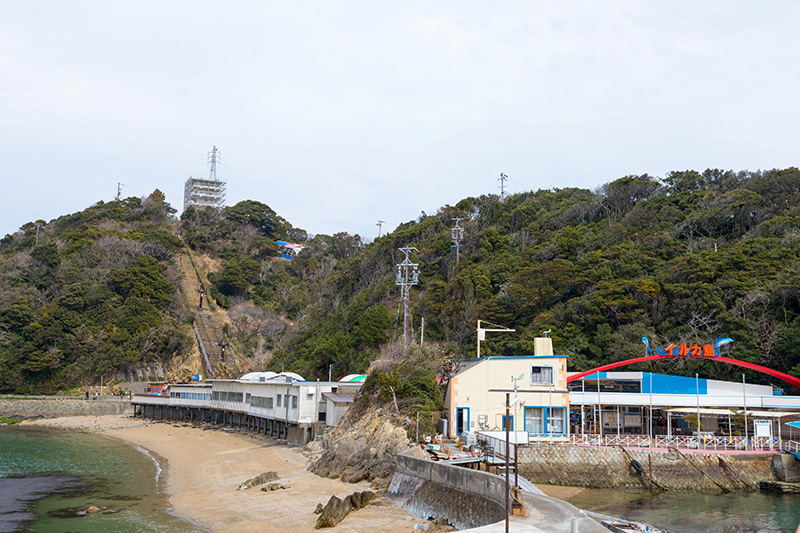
[0,398,132,418]
[518,445,777,491]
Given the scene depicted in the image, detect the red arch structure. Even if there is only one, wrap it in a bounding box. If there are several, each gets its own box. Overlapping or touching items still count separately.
[566,354,800,390]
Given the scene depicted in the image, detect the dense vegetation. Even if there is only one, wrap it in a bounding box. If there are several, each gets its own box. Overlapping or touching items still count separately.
[2,168,800,395]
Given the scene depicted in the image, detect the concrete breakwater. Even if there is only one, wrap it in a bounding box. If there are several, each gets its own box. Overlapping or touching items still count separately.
[0,398,133,419]
[517,445,777,491]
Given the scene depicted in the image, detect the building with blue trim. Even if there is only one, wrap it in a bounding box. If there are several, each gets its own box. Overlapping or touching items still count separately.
[444,337,571,440]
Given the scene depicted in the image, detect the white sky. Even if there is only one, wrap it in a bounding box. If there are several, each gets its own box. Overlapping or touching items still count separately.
[2,1,799,240]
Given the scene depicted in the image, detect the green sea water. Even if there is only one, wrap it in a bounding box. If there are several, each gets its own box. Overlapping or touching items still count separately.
[565,487,800,533]
[0,426,205,532]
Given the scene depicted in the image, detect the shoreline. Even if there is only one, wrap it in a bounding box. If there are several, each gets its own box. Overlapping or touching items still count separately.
[19,415,427,532]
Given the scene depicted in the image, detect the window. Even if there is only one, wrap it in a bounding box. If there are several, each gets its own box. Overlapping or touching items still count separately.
[530,365,553,385]
[245,393,251,404]
[291,395,298,409]
[525,407,544,434]
[548,408,566,434]
[277,394,282,407]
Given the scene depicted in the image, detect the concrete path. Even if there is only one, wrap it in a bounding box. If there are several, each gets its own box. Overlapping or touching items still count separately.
[461,490,608,533]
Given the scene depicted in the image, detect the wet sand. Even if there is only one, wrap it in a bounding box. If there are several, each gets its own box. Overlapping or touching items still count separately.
[21,415,426,532]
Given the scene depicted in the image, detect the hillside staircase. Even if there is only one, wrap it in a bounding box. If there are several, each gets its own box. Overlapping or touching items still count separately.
[184,251,230,377]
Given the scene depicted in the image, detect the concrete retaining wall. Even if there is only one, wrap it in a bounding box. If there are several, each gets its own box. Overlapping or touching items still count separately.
[518,445,777,491]
[0,399,132,418]
[387,453,506,529]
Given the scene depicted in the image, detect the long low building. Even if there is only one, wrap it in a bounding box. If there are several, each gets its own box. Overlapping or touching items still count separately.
[131,371,363,446]
[568,371,800,441]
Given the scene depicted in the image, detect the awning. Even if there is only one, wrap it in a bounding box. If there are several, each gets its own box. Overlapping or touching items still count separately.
[665,407,800,418]
[788,421,800,429]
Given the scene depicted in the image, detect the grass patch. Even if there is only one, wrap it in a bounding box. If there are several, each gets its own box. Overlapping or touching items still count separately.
[0,417,23,424]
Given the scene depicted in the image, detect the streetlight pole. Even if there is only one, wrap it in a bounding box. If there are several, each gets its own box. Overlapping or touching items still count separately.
[505,392,510,533]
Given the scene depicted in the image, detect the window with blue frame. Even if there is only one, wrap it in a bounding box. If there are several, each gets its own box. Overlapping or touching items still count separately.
[525,406,567,435]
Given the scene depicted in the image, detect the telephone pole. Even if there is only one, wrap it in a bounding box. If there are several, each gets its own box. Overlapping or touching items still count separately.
[377,220,385,238]
[115,182,122,201]
[395,247,419,345]
[451,217,464,264]
[499,173,508,200]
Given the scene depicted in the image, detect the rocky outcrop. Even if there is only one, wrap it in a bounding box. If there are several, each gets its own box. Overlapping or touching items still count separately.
[314,491,375,529]
[308,408,410,486]
[237,471,279,490]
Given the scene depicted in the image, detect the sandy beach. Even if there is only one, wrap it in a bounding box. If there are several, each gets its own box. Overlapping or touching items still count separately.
[21,415,427,532]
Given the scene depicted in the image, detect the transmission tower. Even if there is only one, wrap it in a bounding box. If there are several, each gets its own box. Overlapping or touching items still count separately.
[451,217,464,264]
[377,220,385,237]
[499,173,508,200]
[395,247,419,345]
[208,146,219,180]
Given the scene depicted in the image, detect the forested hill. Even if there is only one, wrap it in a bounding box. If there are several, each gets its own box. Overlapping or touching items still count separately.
[2,168,800,395]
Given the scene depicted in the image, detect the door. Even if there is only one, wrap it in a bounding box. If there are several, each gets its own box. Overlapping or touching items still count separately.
[456,407,470,435]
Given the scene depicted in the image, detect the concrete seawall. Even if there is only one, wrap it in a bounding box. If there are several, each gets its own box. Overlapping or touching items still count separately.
[387,453,507,530]
[518,445,777,491]
[387,453,607,532]
[0,398,133,418]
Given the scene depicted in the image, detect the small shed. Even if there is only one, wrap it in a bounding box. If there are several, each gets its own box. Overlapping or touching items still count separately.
[323,391,357,427]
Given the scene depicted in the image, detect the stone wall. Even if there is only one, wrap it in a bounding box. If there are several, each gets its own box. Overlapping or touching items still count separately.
[0,399,133,418]
[387,453,506,530]
[518,445,777,491]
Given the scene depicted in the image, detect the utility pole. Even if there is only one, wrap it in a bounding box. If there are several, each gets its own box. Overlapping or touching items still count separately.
[499,173,508,200]
[208,146,218,181]
[395,247,419,345]
[377,220,385,238]
[115,182,122,201]
[451,217,464,264]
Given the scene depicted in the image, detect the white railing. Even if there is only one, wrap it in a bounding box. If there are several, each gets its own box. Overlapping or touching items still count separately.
[520,434,784,452]
[785,440,800,455]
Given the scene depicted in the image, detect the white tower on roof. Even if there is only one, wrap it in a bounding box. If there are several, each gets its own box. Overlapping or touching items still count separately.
[183,146,227,211]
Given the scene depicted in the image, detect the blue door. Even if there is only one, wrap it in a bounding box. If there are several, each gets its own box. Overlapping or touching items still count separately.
[456,407,470,435]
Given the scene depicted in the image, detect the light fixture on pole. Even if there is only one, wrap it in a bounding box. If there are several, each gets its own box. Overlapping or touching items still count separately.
[477,320,515,358]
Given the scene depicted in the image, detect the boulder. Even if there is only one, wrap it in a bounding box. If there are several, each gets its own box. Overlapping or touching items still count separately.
[261,482,289,492]
[315,491,377,529]
[309,409,409,486]
[237,471,279,490]
[86,506,101,514]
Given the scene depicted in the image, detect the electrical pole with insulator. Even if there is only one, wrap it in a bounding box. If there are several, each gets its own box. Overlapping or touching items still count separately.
[395,247,419,345]
[451,217,464,264]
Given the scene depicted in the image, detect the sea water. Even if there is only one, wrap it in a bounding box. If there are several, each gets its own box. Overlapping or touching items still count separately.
[565,487,800,533]
[0,426,205,532]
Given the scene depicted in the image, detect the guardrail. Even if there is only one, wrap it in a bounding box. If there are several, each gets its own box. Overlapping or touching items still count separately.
[517,434,785,452]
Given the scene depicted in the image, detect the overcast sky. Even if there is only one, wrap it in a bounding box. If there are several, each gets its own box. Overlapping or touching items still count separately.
[2,1,799,240]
